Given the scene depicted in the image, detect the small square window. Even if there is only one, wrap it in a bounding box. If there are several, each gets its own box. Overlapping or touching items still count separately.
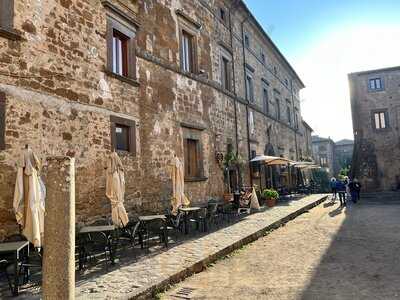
[115,124,130,151]
[111,116,136,154]
[284,78,289,86]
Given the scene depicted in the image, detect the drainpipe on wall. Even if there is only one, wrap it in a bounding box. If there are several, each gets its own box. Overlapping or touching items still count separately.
[290,79,299,161]
[240,11,253,187]
[228,2,239,158]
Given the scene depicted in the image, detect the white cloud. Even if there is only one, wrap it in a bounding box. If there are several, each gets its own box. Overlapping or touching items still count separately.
[295,23,400,141]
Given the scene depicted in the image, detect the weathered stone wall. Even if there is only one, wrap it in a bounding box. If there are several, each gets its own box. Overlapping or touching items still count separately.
[0,0,311,239]
[349,67,400,192]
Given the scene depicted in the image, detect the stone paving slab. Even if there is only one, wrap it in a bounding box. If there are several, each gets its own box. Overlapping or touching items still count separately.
[76,194,328,299]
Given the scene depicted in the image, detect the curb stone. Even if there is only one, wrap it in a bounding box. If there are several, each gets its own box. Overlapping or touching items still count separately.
[132,195,328,300]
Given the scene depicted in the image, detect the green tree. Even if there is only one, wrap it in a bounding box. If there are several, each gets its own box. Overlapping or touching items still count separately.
[312,169,330,192]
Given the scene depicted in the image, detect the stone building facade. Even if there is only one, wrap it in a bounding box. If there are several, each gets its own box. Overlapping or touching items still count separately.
[312,135,335,176]
[333,139,353,176]
[349,66,400,192]
[0,0,311,238]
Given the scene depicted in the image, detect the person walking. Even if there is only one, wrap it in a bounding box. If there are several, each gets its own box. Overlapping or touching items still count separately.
[336,179,346,207]
[354,178,362,202]
[330,177,337,200]
[348,179,357,204]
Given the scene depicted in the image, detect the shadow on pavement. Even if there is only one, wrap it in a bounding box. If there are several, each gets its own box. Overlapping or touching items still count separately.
[300,197,400,299]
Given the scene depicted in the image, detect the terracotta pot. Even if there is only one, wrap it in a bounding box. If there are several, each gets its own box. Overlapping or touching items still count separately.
[266,197,276,207]
[223,193,233,203]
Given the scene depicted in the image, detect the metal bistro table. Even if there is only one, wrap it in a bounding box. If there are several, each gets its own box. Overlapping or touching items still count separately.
[78,225,115,270]
[179,207,202,234]
[138,215,168,249]
[0,241,29,296]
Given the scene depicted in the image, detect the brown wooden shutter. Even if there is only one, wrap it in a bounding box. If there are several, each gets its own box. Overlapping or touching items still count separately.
[110,120,116,151]
[184,139,189,177]
[128,37,137,79]
[106,19,114,72]
[0,0,14,29]
[191,37,197,73]
[0,92,6,150]
[129,120,136,155]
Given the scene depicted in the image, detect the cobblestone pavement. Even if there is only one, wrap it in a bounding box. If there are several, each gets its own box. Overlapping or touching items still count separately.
[75,194,327,299]
[161,197,400,300]
[0,194,327,299]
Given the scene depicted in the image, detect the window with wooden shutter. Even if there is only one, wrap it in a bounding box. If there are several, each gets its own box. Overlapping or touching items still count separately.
[185,139,200,178]
[180,30,196,73]
[221,56,232,91]
[0,92,5,150]
[110,115,136,154]
[275,98,281,120]
[103,1,138,82]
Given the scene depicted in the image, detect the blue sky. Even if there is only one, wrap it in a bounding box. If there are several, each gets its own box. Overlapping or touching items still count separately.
[244,0,400,141]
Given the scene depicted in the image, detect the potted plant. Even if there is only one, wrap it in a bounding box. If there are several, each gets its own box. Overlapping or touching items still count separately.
[262,188,279,207]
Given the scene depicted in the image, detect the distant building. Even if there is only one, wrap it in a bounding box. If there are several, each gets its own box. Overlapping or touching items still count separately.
[349,66,400,192]
[312,136,354,177]
[312,136,335,176]
[333,139,354,176]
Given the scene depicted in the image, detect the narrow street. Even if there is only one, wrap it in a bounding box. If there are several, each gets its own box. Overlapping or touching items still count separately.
[161,198,400,300]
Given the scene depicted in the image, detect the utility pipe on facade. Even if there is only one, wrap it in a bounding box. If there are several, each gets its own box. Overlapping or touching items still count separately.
[228,1,240,159]
[240,8,253,188]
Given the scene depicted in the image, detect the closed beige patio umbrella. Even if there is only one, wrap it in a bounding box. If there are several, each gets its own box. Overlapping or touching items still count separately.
[106,151,129,228]
[171,156,190,215]
[13,146,46,248]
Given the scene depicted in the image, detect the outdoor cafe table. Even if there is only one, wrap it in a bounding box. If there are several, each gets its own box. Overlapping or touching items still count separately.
[0,241,29,296]
[179,207,202,234]
[138,215,168,248]
[78,225,116,269]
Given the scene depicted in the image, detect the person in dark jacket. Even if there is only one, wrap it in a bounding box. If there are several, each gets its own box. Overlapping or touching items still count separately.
[330,177,337,200]
[335,180,346,206]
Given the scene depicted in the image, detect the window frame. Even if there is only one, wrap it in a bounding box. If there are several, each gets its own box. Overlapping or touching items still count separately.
[246,73,254,102]
[244,33,250,48]
[0,92,6,150]
[110,115,136,155]
[106,15,137,81]
[372,110,389,131]
[182,126,205,181]
[275,98,281,120]
[221,54,232,91]
[286,105,291,125]
[368,77,384,92]
[0,0,20,40]
[261,52,266,65]
[180,29,197,74]
[262,87,269,114]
